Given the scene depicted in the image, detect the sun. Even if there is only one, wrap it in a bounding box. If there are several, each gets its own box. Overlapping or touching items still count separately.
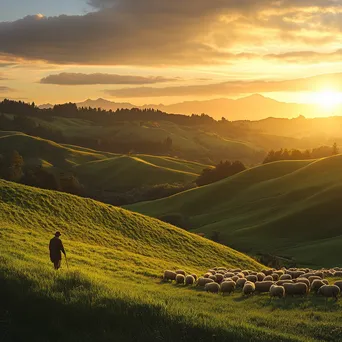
[314,90,342,110]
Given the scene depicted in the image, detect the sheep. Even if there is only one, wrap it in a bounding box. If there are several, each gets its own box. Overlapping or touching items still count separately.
[197,277,215,287]
[308,276,322,284]
[283,283,308,296]
[264,275,274,281]
[232,275,239,282]
[310,279,326,293]
[279,274,292,281]
[270,285,285,298]
[215,274,224,283]
[221,281,236,295]
[191,274,198,281]
[261,269,273,276]
[236,272,245,279]
[163,270,177,282]
[230,268,242,273]
[334,271,342,277]
[257,272,265,281]
[241,270,250,276]
[249,271,258,276]
[274,270,285,276]
[176,269,186,276]
[224,272,235,278]
[185,275,195,286]
[236,278,247,288]
[208,269,216,275]
[176,274,185,284]
[209,275,217,282]
[255,281,274,293]
[318,285,340,301]
[286,271,305,279]
[271,273,280,281]
[205,282,220,294]
[246,275,258,283]
[334,281,342,292]
[243,281,255,296]
[294,278,310,288]
[217,267,228,272]
[204,273,212,278]
[276,280,294,286]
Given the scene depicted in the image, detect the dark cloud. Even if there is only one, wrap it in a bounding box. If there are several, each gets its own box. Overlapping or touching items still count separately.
[0,1,340,65]
[104,73,342,98]
[40,72,180,85]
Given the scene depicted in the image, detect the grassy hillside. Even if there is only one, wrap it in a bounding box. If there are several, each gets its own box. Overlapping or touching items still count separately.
[129,156,342,267]
[1,179,342,342]
[75,155,198,192]
[33,117,263,164]
[0,132,207,198]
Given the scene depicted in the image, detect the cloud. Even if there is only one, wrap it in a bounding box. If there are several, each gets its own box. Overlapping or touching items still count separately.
[266,49,342,63]
[0,86,13,93]
[104,73,342,98]
[0,0,340,66]
[40,72,180,85]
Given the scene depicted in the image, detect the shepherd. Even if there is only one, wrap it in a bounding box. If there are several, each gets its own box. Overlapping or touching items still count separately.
[49,231,66,270]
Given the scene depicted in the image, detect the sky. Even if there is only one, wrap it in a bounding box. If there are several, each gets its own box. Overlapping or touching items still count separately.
[0,0,342,112]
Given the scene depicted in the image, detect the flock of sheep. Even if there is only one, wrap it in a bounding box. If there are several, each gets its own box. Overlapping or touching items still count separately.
[163,267,342,300]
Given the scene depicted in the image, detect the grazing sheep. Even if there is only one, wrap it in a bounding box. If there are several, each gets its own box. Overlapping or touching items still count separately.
[334,281,342,292]
[249,271,258,276]
[209,275,217,282]
[230,268,242,273]
[163,270,177,282]
[255,281,274,293]
[204,273,212,278]
[205,282,220,294]
[185,275,195,286]
[217,267,228,272]
[294,278,310,288]
[310,279,326,293]
[308,276,322,284]
[224,272,235,278]
[280,274,292,280]
[334,271,342,277]
[274,270,285,276]
[232,275,239,282]
[276,280,294,286]
[270,285,285,298]
[176,269,186,276]
[216,271,225,275]
[236,278,247,288]
[191,274,198,281]
[261,269,273,276]
[264,275,274,281]
[243,281,255,296]
[197,277,215,287]
[257,273,265,281]
[208,269,216,275]
[241,270,250,276]
[246,275,258,283]
[271,273,280,281]
[286,271,305,279]
[215,274,224,283]
[302,272,316,279]
[318,285,340,301]
[236,272,245,279]
[283,283,308,296]
[221,281,236,295]
[176,274,185,284]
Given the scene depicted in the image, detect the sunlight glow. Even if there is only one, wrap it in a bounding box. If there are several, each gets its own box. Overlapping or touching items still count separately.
[311,90,342,110]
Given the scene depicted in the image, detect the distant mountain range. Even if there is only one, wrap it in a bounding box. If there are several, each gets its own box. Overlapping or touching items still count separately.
[39,94,342,121]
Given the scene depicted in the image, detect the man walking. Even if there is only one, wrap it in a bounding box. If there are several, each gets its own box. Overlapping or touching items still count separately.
[49,231,66,270]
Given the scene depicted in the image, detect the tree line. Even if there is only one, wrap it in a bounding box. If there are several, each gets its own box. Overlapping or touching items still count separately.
[263,143,339,164]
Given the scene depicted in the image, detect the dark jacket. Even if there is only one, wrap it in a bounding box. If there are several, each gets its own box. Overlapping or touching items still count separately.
[49,237,65,262]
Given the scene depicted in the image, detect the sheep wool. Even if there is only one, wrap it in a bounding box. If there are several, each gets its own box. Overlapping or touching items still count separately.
[270,285,285,298]
[243,281,255,296]
[197,277,215,287]
[163,270,177,282]
[185,275,195,286]
[255,281,274,293]
[176,269,186,276]
[205,282,220,294]
[221,281,236,295]
[318,285,340,300]
[176,274,185,284]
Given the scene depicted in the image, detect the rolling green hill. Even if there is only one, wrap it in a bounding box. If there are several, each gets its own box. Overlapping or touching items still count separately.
[129,156,342,267]
[1,179,342,342]
[0,132,209,201]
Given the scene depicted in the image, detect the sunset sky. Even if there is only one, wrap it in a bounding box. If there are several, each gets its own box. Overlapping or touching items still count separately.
[0,0,341,110]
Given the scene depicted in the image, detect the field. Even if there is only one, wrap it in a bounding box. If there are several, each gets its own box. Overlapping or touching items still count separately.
[129,155,342,268]
[2,179,342,342]
[0,132,207,192]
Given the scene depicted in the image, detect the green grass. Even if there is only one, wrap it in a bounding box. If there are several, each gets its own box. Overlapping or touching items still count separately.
[2,180,342,341]
[0,131,208,192]
[128,156,342,267]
